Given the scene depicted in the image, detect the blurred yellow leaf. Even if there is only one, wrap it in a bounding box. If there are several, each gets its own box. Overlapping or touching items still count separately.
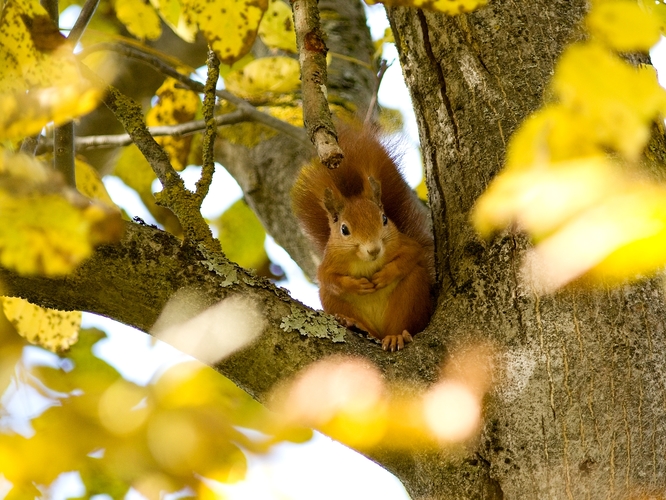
[0,150,123,276]
[181,0,268,65]
[113,144,156,195]
[75,158,116,207]
[115,0,162,41]
[587,1,660,51]
[0,0,104,140]
[2,296,80,352]
[258,0,297,53]
[224,56,300,100]
[364,0,486,15]
[552,43,666,161]
[473,157,620,239]
[146,78,200,171]
[0,85,102,141]
[217,199,268,270]
[373,27,395,59]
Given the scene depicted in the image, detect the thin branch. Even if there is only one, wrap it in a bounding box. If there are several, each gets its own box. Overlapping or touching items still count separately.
[54,123,76,186]
[102,84,219,251]
[68,0,100,44]
[291,0,343,168]
[196,48,220,207]
[364,59,390,127]
[20,136,40,155]
[35,110,248,153]
[79,42,311,148]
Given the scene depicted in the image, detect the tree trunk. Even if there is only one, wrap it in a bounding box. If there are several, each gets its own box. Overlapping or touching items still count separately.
[381,1,666,498]
[5,1,666,499]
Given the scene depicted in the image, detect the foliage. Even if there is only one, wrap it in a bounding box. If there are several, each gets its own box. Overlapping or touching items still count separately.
[3,0,666,495]
[0,325,311,498]
[473,0,666,292]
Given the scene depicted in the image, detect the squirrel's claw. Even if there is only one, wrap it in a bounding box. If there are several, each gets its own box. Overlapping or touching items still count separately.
[382,330,413,352]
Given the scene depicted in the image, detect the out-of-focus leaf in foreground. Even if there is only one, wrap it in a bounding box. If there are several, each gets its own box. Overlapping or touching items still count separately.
[0,0,104,141]
[364,0,487,15]
[472,1,666,290]
[272,345,494,450]
[0,150,123,276]
[2,297,80,352]
[0,326,311,498]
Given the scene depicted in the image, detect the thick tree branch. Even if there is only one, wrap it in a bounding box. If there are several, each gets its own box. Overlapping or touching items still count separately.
[0,222,441,395]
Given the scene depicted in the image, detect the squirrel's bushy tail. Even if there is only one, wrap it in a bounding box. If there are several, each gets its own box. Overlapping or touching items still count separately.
[291,121,433,259]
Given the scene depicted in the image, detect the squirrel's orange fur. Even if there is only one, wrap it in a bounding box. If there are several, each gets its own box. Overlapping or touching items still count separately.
[292,122,434,351]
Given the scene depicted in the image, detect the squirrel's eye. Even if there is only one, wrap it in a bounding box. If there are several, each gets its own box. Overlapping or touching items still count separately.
[382,214,388,226]
[341,224,350,236]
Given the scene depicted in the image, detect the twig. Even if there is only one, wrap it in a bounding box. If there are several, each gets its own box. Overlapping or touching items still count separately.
[20,136,40,155]
[54,123,75,186]
[196,48,220,207]
[291,0,343,168]
[68,0,99,44]
[102,84,219,251]
[35,110,248,153]
[52,0,99,185]
[79,42,311,148]
[364,59,390,127]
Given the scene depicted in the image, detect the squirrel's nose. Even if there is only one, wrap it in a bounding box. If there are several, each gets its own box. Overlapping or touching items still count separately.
[367,246,381,259]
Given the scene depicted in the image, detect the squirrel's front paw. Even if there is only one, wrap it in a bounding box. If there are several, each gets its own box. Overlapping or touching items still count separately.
[382,330,413,352]
[371,267,395,290]
[340,276,375,294]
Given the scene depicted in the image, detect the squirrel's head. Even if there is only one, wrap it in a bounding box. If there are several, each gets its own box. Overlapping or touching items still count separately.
[322,177,395,263]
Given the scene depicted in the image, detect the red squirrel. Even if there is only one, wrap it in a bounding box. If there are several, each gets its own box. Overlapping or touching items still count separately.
[292,122,434,351]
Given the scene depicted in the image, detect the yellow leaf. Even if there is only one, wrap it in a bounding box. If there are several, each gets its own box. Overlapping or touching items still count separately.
[181,0,268,65]
[472,157,621,239]
[75,158,117,207]
[0,85,102,142]
[0,151,123,276]
[224,56,300,100]
[587,1,660,51]
[258,0,297,53]
[0,0,104,140]
[150,0,197,42]
[552,43,666,161]
[373,27,395,60]
[217,199,267,270]
[2,296,80,352]
[364,0,487,15]
[521,184,666,292]
[115,0,162,41]
[113,144,156,195]
[146,78,200,170]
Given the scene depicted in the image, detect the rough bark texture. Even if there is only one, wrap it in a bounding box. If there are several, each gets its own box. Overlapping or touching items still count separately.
[382,1,666,499]
[6,1,666,499]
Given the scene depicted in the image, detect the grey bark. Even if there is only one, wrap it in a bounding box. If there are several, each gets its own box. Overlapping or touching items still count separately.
[5,1,666,499]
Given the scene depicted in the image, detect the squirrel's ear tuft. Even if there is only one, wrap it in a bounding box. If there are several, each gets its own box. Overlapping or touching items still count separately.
[323,188,344,222]
[368,176,383,208]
